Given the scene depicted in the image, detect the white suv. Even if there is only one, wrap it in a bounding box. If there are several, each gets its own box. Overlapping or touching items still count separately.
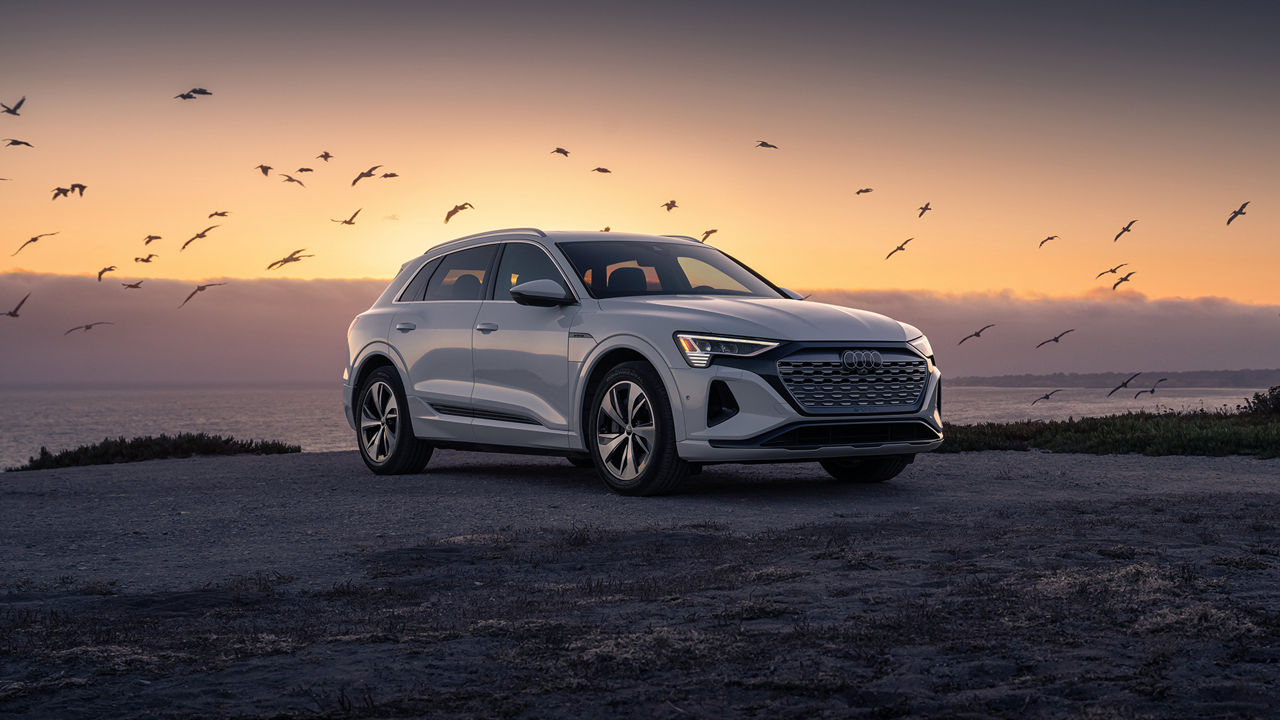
[344,228,942,495]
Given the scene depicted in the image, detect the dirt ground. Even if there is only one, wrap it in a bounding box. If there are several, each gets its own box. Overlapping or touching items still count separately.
[1,450,1278,718]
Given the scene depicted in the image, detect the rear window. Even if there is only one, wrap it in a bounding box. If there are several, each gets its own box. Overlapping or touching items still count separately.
[424,245,498,301]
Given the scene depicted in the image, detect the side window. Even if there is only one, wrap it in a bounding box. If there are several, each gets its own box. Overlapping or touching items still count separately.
[424,245,498,301]
[494,243,570,301]
[397,258,441,302]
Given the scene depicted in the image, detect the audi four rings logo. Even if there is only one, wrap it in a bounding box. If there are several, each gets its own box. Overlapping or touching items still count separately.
[841,350,882,372]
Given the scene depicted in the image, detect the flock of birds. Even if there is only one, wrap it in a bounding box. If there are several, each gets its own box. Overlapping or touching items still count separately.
[0,90,1263,409]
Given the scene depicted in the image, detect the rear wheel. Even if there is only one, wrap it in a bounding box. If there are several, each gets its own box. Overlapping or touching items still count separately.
[356,367,434,475]
[820,455,913,484]
[589,362,689,496]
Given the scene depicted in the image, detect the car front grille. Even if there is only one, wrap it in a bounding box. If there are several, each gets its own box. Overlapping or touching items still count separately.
[776,349,929,413]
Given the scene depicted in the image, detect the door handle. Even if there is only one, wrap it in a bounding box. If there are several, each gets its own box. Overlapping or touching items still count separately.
[394,322,416,333]
[475,322,499,333]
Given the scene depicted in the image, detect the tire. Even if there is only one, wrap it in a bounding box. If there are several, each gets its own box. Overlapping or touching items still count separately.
[820,455,913,484]
[588,361,690,496]
[566,454,594,469]
[355,367,434,475]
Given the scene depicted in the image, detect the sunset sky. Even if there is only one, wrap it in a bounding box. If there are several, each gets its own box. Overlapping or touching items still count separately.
[3,0,1277,304]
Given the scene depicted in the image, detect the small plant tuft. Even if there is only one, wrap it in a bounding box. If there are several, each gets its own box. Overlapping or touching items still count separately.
[7,432,301,472]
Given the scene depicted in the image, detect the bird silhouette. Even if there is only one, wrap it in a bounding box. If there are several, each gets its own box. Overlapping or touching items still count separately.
[661,200,678,212]
[917,202,932,218]
[267,249,314,270]
[12,232,57,256]
[69,183,86,196]
[1095,263,1128,279]
[600,226,611,232]
[1112,271,1137,290]
[885,238,913,260]
[296,167,314,173]
[1,96,26,116]
[380,172,398,179]
[317,151,333,162]
[591,167,611,174]
[181,225,220,251]
[855,188,873,195]
[2,138,33,148]
[756,140,779,149]
[551,147,570,156]
[97,266,116,282]
[208,210,229,218]
[1031,389,1063,406]
[51,187,70,200]
[1107,372,1142,397]
[1134,378,1168,398]
[64,321,113,335]
[4,292,29,318]
[1039,235,1059,248]
[1227,202,1249,226]
[332,208,361,225]
[444,203,474,224]
[701,229,718,242]
[179,283,225,308]
[174,92,196,100]
[1035,329,1075,348]
[1113,220,1136,242]
[254,164,272,176]
[134,254,157,263]
[351,165,382,186]
[957,324,996,345]
[189,88,212,96]
[280,174,305,187]
[121,280,144,289]
[143,234,162,245]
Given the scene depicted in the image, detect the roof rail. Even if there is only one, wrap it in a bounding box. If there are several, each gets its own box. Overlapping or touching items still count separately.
[661,234,700,243]
[425,227,546,253]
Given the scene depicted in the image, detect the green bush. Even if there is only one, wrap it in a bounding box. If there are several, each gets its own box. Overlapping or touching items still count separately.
[1240,385,1280,418]
[7,433,301,472]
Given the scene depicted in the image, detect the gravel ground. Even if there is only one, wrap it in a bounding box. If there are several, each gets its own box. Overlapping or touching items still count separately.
[2,450,1279,718]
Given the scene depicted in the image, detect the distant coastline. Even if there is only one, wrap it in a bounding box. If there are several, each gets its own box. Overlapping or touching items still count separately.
[947,369,1280,389]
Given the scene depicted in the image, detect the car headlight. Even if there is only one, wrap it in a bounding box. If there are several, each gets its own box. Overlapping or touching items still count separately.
[674,333,779,368]
[907,334,935,364]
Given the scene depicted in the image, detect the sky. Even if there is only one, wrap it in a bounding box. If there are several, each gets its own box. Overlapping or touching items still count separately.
[2,0,1279,382]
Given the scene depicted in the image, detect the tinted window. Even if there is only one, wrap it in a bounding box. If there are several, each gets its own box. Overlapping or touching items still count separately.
[424,245,498,301]
[494,243,570,301]
[397,258,441,302]
[558,241,783,299]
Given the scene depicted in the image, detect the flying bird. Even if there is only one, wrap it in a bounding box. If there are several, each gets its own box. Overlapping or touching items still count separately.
[1113,220,1136,242]
[1095,263,1128,279]
[700,229,718,242]
[317,151,333,161]
[280,174,305,187]
[179,283,225,308]
[1031,389,1063,406]
[135,254,157,263]
[1,96,26,116]
[551,147,570,157]
[267,249,314,270]
[4,292,30,318]
[444,203,474,224]
[855,188,873,195]
[174,92,196,100]
[885,238,913,260]
[254,164,272,176]
[1112,271,1137,290]
[97,266,117,282]
[296,167,314,173]
[12,232,57,256]
[1039,235,1059,248]
[64,322,113,335]
[601,226,610,232]
[2,138,33,148]
[143,234,162,245]
[380,172,398,179]
[755,140,778,149]
[332,208,361,225]
[591,167,611,174]
[69,183,86,196]
[917,202,932,218]
[1106,372,1142,398]
[121,280,144,289]
[208,210,229,218]
[957,324,996,345]
[181,225,220,251]
[51,187,70,200]
[1227,202,1249,226]
[351,165,382,186]
[1134,378,1168,398]
[661,200,678,212]
[1035,329,1075,348]
[189,88,212,96]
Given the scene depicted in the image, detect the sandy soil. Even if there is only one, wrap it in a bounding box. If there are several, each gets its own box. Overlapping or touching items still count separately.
[1,450,1278,718]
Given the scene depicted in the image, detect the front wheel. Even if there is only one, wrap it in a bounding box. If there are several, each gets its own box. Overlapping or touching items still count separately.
[356,367,434,475]
[589,362,689,496]
[820,455,913,484]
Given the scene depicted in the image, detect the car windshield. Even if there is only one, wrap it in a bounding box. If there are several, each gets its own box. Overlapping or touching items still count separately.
[557,240,785,299]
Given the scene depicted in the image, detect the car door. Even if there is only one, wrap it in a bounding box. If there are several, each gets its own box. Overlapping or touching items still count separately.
[391,244,498,442]
[470,241,579,450]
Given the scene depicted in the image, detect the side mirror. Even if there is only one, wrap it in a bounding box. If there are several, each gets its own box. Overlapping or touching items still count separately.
[509,278,574,307]
[780,288,805,300]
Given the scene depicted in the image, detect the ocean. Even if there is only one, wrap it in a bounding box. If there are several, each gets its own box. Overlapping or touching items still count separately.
[0,384,1262,470]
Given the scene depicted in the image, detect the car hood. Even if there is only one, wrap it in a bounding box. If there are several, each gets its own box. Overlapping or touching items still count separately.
[595,295,911,342]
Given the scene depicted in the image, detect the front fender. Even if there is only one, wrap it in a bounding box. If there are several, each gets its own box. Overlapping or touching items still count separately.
[573,333,688,449]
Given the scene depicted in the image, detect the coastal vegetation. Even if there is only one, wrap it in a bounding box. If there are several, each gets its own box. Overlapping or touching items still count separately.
[7,433,301,472]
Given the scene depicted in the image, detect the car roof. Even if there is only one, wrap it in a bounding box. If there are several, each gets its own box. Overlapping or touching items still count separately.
[421,228,701,259]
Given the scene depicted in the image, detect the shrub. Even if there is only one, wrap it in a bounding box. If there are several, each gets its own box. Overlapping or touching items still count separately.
[1240,385,1280,418]
[7,433,301,472]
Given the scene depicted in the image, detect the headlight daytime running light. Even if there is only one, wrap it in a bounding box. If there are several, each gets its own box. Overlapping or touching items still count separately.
[907,334,935,364]
[675,333,779,368]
